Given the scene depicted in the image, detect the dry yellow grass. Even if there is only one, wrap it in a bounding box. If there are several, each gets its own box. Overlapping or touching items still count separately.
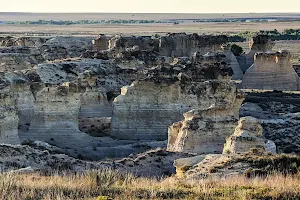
[1,168,300,200]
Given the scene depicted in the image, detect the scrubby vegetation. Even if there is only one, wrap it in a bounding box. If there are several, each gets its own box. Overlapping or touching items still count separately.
[1,166,300,200]
[4,19,168,25]
[229,29,300,42]
[231,44,244,56]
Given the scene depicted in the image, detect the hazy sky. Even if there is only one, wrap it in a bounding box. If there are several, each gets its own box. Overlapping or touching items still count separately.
[1,0,300,13]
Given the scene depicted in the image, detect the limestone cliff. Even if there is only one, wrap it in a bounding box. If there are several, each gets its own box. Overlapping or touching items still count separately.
[159,33,228,57]
[242,50,299,91]
[111,81,187,140]
[111,53,234,140]
[0,88,20,144]
[167,81,244,154]
[28,86,81,139]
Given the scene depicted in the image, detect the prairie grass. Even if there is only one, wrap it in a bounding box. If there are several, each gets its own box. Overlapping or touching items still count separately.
[1,168,300,199]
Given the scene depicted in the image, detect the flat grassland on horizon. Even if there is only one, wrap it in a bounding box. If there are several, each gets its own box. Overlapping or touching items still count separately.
[1,12,300,36]
[1,12,300,21]
[1,21,300,36]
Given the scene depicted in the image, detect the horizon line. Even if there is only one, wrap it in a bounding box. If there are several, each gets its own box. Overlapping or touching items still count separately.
[1,11,300,14]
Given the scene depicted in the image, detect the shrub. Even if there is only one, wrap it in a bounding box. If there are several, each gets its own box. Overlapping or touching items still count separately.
[231,44,244,56]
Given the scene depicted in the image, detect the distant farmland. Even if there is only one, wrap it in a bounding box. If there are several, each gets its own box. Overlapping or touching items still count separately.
[1,12,300,21]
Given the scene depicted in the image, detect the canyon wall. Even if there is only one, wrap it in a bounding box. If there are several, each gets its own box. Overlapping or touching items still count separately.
[0,88,20,144]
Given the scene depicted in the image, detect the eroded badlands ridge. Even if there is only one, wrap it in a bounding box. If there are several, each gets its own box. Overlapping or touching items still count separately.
[0,33,299,167]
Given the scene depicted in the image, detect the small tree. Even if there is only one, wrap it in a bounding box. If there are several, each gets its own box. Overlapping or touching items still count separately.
[231,44,244,56]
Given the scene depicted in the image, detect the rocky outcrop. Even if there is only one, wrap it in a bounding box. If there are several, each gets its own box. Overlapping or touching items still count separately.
[238,35,274,73]
[0,36,47,47]
[0,53,43,71]
[108,35,158,52]
[159,33,228,57]
[167,81,244,154]
[92,34,111,51]
[28,85,83,143]
[111,52,234,141]
[0,89,20,144]
[223,117,266,154]
[242,50,299,91]
[111,81,187,140]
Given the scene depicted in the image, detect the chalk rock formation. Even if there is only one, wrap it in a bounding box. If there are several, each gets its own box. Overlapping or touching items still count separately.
[167,81,244,154]
[111,81,187,140]
[111,52,234,140]
[108,35,158,52]
[92,34,111,51]
[242,50,299,91]
[159,33,228,57]
[0,89,20,144]
[238,35,274,73]
[223,117,266,154]
[27,85,85,144]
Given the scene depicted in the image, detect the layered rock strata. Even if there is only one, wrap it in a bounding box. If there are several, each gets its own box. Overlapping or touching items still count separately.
[242,50,299,91]
[111,52,234,140]
[28,85,83,144]
[0,89,20,144]
[223,117,266,154]
[167,81,244,154]
[111,81,188,140]
[159,33,228,57]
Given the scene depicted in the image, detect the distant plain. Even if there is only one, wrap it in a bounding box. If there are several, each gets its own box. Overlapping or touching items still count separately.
[1,12,300,64]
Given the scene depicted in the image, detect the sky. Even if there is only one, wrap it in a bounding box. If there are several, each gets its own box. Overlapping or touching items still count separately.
[1,0,300,13]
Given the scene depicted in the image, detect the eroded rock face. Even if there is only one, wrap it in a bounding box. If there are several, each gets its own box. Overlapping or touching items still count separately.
[28,86,83,143]
[159,33,228,57]
[0,36,47,47]
[0,53,43,71]
[111,52,234,141]
[12,84,35,132]
[92,34,111,51]
[168,81,243,153]
[167,81,244,154]
[0,89,20,144]
[111,81,188,140]
[242,50,299,91]
[108,35,158,52]
[238,35,274,73]
[223,117,266,154]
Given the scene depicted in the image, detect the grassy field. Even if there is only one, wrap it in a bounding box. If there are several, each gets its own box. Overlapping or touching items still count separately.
[1,169,300,200]
[1,12,300,21]
[2,21,300,36]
